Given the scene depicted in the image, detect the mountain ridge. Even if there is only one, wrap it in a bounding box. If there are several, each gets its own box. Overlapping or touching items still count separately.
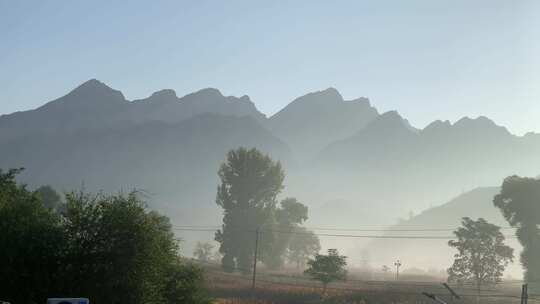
[2,79,540,231]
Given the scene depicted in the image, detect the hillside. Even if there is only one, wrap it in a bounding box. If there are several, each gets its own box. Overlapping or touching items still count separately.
[361,187,523,276]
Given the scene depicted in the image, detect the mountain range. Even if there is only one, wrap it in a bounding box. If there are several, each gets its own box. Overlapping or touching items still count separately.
[1,79,540,230]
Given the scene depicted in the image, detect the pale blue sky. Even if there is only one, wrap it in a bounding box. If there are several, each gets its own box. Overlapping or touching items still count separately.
[1,0,538,134]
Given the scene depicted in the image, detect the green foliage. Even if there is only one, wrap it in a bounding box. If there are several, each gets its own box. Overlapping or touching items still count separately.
[60,191,180,304]
[163,261,212,304]
[194,241,215,262]
[287,227,321,269]
[0,168,210,304]
[304,249,347,293]
[447,217,513,289]
[494,176,540,290]
[0,168,65,303]
[215,147,285,273]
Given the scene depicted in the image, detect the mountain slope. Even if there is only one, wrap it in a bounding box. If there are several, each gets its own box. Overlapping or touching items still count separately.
[362,187,523,276]
[0,79,266,141]
[300,114,540,219]
[0,79,129,141]
[1,114,291,225]
[268,88,378,158]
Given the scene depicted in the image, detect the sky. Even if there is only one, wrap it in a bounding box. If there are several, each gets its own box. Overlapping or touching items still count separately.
[1,0,539,134]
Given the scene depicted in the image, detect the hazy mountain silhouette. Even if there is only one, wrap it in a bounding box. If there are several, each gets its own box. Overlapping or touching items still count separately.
[1,113,291,226]
[119,87,265,124]
[268,88,378,158]
[299,111,540,220]
[0,80,128,141]
[2,79,540,230]
[0,79,265,141]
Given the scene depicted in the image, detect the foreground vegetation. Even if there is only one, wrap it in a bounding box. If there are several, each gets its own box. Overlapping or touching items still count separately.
[0,168,210,304]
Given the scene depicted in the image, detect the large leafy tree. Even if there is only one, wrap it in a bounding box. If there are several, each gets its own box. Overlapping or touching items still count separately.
[60,191,182,304]
[494,176,540,291]
[215,147,285,273]
[447,217,513,292]
[0,168,65,303]
[304,249,347,294]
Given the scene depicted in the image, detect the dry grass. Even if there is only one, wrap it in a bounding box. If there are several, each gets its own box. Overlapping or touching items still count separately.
[203,265,523,304]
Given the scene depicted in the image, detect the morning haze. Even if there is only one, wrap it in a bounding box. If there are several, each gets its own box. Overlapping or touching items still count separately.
[1,1,539,304]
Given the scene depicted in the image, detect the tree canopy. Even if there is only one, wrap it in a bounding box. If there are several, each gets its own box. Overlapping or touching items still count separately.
[447,217,513,290]
[215,147,284,273]
[304,249,347,293]
[494,176,540,291]
[214,147,318,272]
[0,168,64,303]
[0,168,210,304]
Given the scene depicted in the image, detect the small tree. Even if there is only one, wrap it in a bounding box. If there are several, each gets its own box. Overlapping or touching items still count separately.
[447,217,514,294]
[304,249,347,294]
[194,242,214,262]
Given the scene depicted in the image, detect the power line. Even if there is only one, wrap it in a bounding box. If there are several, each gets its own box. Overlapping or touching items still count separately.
[172,226,518,240]
[172,224,517,232]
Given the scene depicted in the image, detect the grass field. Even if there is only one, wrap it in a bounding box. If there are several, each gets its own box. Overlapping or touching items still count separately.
[199,262,529,304]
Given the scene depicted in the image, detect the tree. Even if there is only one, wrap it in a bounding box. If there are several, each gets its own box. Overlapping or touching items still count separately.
[494,176,540,291]
[60,191,180,304]
[304,249,347,294]
[36,185,63,211]
[447,217,514,294]
[163,261,211,304]
[0,168,211,304]
[194,242,214,262]
[262,197,309,269]
[287,227,321,269]
[215,147,284,273]
[0,168,65,304]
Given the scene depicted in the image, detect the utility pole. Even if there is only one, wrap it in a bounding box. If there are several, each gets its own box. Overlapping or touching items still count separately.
[251,227,260,291]
[394,260,402,281]
[521,284,528,304]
